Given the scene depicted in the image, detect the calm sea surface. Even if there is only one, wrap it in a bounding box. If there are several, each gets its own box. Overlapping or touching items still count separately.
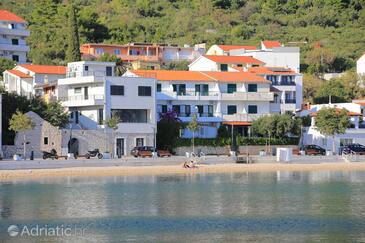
[1,171,365,242]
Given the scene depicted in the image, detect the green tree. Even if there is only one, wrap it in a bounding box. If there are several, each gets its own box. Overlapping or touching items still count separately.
[156,110,182,151]
[187,114,199,154]
[303,74,324,103]
[43,101,69,128]
[9,110,35,159]
[66,4,81,63]
[314,78,351,104]
[314,107,349,154]
[0,58,16,79]
[305,47,336,74]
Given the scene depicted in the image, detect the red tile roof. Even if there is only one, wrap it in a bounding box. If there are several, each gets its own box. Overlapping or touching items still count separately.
[5,69,32,78]
[0,10,26,23]
[262,41,281,49]
[217,45,257,51]
[130,70,270,83]
[248,67,296,75]
[222,121,252,126]
[19,64,66,75]
[203,55,264,65]
[310,108,361,117]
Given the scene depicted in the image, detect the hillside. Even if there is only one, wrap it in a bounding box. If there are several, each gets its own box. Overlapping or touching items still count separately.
[1,0,365,73]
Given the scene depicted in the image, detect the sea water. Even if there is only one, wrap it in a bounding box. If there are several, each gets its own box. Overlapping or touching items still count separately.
[1,171,365,242]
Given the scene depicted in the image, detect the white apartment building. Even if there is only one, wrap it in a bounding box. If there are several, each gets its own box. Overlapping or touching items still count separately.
[0,10,30,63]
[356,53,365,76]
[300,102,365,154]
[126,70,276,138]
[3,64,66,98]
[189,55,264,72]
[58,61,156,156]
[248,67,303,112]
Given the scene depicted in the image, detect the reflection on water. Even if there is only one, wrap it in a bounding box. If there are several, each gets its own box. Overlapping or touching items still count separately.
[0,171,365,242]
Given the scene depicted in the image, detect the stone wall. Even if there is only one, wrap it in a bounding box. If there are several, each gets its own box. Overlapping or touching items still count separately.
[174,145,299,156]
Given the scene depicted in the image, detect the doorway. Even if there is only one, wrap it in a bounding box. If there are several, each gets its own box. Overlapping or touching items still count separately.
[116,138,124,158]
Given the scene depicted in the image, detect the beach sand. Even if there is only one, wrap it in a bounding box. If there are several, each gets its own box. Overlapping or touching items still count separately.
[1,162,365,181]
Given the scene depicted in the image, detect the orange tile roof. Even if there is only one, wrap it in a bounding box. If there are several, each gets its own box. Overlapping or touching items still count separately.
[6,69,32,78]
[353,100,365,106]
[262,40,281,49]
[204,55,264,64]
[19,64,66,75]
[130,70,270,83]
[0,10,26,23]
[248,67,296,75]
[310,108,361,117]
[217,45,257,51]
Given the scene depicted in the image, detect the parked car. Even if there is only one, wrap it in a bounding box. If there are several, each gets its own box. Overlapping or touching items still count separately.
[131,146,156,157]
[304,145,326,155]
[157,150,172,157]
[342,143,365,155]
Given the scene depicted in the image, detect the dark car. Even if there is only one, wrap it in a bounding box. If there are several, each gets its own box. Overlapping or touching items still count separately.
[342,143,365,155]
[131,146,155,157]
[304,145,326,155]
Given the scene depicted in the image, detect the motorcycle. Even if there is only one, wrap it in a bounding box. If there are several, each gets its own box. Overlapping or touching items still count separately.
[85,149,103,159]
[42,149,58,160]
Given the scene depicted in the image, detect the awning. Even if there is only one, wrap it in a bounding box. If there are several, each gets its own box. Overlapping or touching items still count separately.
[222,121,252,126]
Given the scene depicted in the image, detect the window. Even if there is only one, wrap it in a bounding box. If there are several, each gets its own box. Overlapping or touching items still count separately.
[44,137,48,145]
[74,87,82,94]
[185,105,191,116]
[156,83,161,92]
[12,55,19,62]
[114,49,121,55]
[227,105,237,115]
[138,86,152,96]
[106,66,113,76]
[98,109,103,125]
[248,105,258,114]
[9,23,15,29]
[227,84,237,93]
[161,105,167,113]
[110,85,124,95]
[111,109,148,123]
[208,105,213,117]
[178,84,186,95]
[248,84,257,92]
[196,105,204,115]
[172,105,181,114]
[220,64,228,71]
[84,66,89,71]
[96,48,104,55]
[136,138,144,147]
[340,139,353,146]
[11,39,19,45]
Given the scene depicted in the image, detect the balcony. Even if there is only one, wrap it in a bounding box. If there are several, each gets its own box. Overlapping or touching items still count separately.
[58,76,104,85]
[283,99,296,104]
[118,54,159,62]
[157,91,220,101]
[59,94,104,107]
[221,92,274,101]
[0,28,30,36]
[66,70,107,78]
[223,113,269,122]
[0,43,29,52]
[176,112,222,123]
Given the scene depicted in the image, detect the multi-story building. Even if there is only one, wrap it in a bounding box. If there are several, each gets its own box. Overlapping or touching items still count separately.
[3,64,66,98]
[80,42,205,70]
[0,10,30,63]
[57,61,156,156]
[126,69,276,138]
[248,67,303,112]
[189,55,264,72]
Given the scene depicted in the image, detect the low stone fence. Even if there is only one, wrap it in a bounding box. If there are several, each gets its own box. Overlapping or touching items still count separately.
[174,145,299,156]
[2,145,18,159]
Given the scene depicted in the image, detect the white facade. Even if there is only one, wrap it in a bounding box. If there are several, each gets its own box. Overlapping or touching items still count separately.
[161,44,205,63]
[0,11,30,63]
[3,64,66,98]
[301,103,365,154]
[58,61,156,156]
[356,53,365,76]
[126,70,276,138]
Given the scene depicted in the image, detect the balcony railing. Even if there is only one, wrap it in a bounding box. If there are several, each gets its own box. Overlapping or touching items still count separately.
[284,99,296,104]
[272,81,296,86]
[223,113,269,122]
[66,71,108,78]
[175,91,220,97]
[59,94,104,102]
[177,112,214,117]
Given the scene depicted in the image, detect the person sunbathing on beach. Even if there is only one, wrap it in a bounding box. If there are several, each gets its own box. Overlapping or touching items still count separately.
[183,160,198,168]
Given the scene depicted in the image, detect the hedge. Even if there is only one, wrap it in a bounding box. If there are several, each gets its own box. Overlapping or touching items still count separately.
[174,137,299,147]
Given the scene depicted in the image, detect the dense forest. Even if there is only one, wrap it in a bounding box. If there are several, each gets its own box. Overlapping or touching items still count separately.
[1,0,365,72]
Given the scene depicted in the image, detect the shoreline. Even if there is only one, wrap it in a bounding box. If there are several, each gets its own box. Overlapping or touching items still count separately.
[1,162,365,182]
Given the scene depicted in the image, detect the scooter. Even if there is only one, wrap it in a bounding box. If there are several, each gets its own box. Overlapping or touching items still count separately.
[85,149,103,159]
[42,149,58,160]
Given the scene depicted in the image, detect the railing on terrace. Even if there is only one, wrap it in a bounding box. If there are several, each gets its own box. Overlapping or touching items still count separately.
[272,81,296,86]
[175,91,220,97]
[223,113,269,121]
[59,94,104,101]
[283,99,296,104]
[66,71,107,78]
[177,112,214,117]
